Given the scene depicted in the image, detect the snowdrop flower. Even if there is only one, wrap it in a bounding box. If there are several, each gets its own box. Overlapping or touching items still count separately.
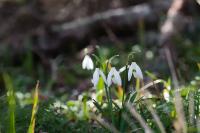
[107,67,122,87]
[128,62,143,81]
[82,55,94,70]
[91,68,107,87]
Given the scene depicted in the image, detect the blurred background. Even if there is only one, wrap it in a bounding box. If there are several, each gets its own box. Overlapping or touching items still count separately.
[0,0,200,101]
[1,0,200,132]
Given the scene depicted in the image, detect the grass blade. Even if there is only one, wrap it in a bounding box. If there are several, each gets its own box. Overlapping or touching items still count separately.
[27,81,39,133]
[126,103,153,133]
[3,73,16,133]
[146,101,166,133]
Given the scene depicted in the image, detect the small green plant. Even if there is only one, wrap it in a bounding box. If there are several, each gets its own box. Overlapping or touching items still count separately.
[81,48,200,133]
[82,49,148,131]
[2,75,41,133]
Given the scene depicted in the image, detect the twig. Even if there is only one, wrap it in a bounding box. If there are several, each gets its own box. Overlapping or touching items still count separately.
[126,103,153,133]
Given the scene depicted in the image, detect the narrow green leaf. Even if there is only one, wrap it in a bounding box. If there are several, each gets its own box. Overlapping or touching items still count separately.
[27,81,39,133]
[3,73,16,133]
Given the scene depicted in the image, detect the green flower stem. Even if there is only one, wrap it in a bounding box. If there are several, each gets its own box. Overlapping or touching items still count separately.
[120,65,128,132]
[104,61,115,125]
[122,65,128,107]
[105,84,115,125]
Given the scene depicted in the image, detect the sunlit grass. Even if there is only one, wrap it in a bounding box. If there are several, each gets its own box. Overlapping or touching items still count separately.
[28,81,39,133]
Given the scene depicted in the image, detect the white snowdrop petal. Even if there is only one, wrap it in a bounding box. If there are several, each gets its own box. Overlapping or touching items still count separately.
[115,73,122,86]
[82,56,88,69]
[87,56,94,70]
[107,69,113,87]
[112,78,118,85]
[92,68,100,86]
[128,66,133,81]
[133,71,143,79]
[119,65,130,73]
[132,62,143,79]
[112,78,121,86]
[119,66,126,73]
[113,68,122,86]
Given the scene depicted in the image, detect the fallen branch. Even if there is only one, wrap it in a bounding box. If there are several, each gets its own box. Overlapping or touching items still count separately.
[52,0,171,40]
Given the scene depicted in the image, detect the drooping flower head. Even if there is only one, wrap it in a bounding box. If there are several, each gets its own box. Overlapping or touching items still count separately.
[91,68,107,87]
[107,67,122,87]
[128,62,143,81]
[82,55,94,70]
